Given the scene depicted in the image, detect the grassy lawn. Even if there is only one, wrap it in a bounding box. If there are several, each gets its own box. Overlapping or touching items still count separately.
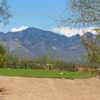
[0,68,96,79]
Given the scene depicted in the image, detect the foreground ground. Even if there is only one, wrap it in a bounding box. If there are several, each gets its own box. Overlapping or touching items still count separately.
[0,76,100,100]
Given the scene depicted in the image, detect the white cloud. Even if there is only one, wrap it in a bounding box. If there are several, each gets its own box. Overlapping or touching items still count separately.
[52,27,97,37]
[10,26,29,32]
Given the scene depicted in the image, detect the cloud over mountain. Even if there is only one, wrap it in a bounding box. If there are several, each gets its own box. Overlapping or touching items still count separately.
[52,27,97,37]
[10,26,29,32]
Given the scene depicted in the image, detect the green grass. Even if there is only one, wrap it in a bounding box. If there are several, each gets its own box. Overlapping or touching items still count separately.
[0,68,96,79]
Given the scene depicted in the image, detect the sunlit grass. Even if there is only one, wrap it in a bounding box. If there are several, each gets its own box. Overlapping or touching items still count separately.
[0,68,96,79]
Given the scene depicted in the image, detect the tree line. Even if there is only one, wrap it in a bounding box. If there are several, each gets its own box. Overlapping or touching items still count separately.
[0,44,98,72]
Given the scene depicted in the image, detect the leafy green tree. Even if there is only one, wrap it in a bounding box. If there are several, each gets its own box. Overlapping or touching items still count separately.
[0,44,6,67]
[81,35,100,64]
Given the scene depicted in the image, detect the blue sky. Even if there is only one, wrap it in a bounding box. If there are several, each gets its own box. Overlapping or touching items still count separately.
[1,0,68,32]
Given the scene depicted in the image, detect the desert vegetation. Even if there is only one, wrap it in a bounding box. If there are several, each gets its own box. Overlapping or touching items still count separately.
[0,44,97,80]
[0,44,97,79]
[0,50,97,72]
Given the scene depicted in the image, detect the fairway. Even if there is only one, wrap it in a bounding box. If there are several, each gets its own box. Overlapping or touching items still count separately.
[0,68,96,79]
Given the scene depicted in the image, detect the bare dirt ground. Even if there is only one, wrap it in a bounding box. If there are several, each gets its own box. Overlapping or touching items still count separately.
[0,76,100,100]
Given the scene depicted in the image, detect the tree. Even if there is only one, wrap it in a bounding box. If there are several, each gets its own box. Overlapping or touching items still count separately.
[64,0,100,27]
[0,0,12,25]
[81,34,100,64]
[0,44,6,67]
[0,0,12,67]
[63,0,100,65]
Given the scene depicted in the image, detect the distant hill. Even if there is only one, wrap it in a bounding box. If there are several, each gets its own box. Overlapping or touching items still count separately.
[0,27,98,63]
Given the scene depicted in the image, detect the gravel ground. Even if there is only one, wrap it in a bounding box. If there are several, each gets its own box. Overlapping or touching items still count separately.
[0,76,100,100]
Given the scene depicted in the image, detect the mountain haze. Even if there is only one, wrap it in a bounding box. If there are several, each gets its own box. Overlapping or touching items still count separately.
[0,27,91,63]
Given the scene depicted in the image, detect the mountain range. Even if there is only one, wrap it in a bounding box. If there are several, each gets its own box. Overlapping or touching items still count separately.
[0,27,98,63]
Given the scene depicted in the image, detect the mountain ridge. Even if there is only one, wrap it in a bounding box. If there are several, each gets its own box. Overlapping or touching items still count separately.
[0,27,97,63]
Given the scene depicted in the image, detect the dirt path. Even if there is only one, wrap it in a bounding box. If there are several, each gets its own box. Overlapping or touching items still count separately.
[0,76,100,100]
